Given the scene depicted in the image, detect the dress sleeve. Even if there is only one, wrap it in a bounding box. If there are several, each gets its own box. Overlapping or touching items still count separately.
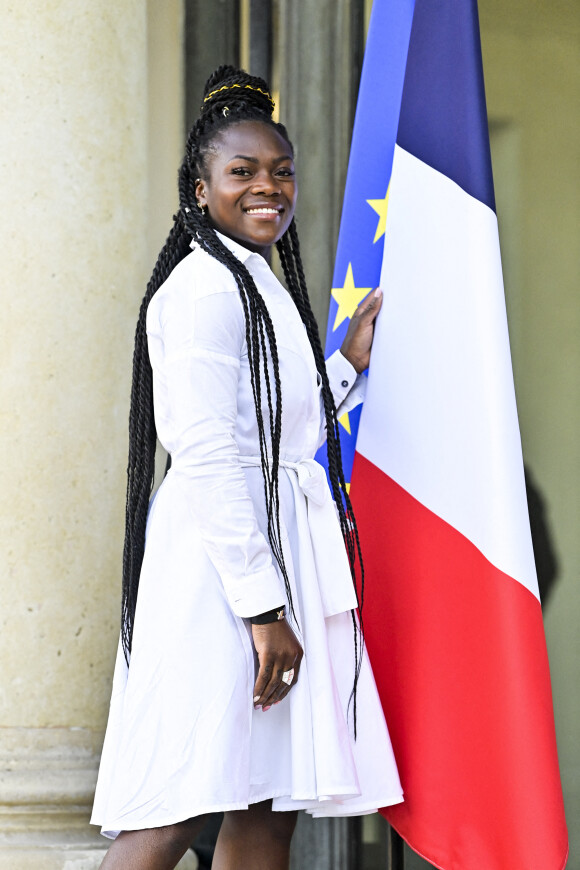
[325,349,367,415]
[318,350,367,447]
[147,277,286,619]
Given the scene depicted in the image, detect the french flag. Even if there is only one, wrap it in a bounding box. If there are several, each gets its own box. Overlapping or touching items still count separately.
[321,0,569,866]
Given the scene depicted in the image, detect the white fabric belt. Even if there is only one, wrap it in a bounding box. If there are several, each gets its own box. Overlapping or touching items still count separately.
[240,456,359,617]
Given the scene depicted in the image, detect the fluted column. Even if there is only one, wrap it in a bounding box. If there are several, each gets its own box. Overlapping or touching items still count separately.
[276,0,363,328]
[290,813,357,870]
[0,1,182,866]
[278,3,363,867]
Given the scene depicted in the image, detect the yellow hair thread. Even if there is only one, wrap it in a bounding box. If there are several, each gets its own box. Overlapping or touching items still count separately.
[203,83,275,112]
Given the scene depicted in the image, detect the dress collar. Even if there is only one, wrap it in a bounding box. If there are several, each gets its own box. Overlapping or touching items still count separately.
[189,231,257,265]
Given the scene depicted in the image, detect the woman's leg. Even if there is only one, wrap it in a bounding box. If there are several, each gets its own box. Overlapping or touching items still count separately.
[99,815,208,870]
[212,800,298,870]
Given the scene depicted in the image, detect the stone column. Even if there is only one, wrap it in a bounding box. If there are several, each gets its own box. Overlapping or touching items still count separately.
[290,814,357,870]
[278,3,363,867]
[243,0,273,82]
[0,1,176,866]
[276,0,364,328]
[185,0,240,130]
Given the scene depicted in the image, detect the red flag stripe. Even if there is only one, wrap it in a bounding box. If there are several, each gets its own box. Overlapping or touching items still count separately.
[352,452,568,870]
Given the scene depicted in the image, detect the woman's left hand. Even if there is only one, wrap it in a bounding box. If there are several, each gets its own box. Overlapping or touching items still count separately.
[339,288,383,374]
[251,620,303,711]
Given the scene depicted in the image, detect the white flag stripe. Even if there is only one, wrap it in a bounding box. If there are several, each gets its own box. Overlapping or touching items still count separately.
[357,146,538,599]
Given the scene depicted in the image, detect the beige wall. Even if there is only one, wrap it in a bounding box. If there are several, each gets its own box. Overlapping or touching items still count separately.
[480,2,580,863]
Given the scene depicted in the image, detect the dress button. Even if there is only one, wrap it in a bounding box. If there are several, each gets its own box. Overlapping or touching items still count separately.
[341,379,349,388]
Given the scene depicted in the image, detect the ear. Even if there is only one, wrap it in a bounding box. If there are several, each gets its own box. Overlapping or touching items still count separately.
[195,177,207,207]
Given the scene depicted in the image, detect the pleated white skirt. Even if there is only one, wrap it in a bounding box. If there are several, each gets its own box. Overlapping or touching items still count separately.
[91,466,403,838]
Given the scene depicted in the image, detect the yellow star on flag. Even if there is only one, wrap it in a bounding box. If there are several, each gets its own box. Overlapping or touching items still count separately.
[331,264,372,331]
[367,186,390,243]
[338,411,351,434]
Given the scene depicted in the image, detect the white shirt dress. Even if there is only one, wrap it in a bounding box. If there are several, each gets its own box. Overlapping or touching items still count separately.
[91,233,402,838]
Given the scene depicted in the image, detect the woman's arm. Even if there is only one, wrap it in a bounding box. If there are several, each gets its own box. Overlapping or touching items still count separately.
[148,271,284,619]
[148,266,302,706]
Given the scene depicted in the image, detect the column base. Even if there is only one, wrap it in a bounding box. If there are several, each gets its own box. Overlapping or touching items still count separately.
[0,849,107,870]
[0,727,198,870]
[0,848,196,870]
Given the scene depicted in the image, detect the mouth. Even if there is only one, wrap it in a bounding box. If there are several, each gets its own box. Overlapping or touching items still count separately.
[244,206,283,216]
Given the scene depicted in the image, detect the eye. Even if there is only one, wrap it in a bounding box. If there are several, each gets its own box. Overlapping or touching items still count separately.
[276,167,295,178]
[231,166,252,176]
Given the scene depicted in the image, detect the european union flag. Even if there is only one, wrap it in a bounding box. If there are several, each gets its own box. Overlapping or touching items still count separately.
[317,0,416,486]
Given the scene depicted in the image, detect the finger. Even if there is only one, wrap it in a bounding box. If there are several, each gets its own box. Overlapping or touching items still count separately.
[261,668,285,706]
[271,685,292,705]
[271,661,301,705]
[253,658,289,707]
[267,654,302,706]
[254,654,301,708]
[253,660,275,705]
[259,658,298,706]
[357,287,383,318]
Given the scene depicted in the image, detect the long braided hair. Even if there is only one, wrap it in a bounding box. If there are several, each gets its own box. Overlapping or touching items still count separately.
[121,65,365,724]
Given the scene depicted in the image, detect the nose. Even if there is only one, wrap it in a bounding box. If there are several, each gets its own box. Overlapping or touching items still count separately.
[251,169,280,196]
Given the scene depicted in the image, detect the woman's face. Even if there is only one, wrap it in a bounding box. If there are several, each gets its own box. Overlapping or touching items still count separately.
[196,120,297,257]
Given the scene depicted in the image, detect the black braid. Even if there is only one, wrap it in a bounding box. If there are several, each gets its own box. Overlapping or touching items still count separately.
[121,64,365,733]
[122,215,190,657]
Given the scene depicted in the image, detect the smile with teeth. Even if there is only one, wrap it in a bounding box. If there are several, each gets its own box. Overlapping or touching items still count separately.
[245,207,281,215]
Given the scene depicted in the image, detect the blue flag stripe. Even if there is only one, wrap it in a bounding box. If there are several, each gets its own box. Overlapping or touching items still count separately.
[329,0,416,308]
[318,0,416,484]
[397,0,496,212]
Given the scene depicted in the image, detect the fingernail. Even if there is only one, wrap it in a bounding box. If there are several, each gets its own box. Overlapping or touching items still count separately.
[263,705,272,712]
[253,695,260,703]
[374,287,383,297]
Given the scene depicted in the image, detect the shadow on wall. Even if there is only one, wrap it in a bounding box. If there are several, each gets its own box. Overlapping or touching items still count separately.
[524,465,560,608]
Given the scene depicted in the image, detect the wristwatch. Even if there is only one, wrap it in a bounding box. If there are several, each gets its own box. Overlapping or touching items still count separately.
[249,605,286,625]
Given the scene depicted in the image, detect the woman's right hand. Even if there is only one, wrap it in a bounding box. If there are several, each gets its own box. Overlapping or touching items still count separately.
[340,287,383,373]
[251,620,303,710]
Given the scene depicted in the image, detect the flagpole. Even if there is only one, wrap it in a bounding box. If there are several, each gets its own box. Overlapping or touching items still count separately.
[388,825,405,870]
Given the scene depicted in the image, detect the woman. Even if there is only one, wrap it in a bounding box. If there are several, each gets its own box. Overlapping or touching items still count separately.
[92,65,402,870]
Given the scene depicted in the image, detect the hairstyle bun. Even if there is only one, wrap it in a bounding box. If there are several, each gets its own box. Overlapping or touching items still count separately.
[203,64,238,94]
[201,66,274,120]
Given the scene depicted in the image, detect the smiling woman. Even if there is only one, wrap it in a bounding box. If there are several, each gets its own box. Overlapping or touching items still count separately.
[90,65,402,870]
[195,121,297,256]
